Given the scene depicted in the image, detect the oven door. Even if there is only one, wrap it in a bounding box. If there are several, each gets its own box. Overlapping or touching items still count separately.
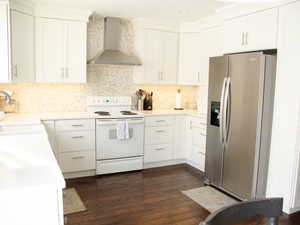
[96,118,144,160]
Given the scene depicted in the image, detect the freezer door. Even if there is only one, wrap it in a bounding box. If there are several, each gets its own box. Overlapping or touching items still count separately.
[222,52,265,199]
[205,56,228,186]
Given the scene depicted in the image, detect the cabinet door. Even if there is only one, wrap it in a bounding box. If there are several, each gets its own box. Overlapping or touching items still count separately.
[0,2,10,83]
[198,27,222,86]
[178,33,201,85]
[245,8,278,51]
[11,10,35,83]
[143,30,161,84]
[36,18,64,83]
[222,17,245,54]
[161,31,178,84]
[174,116,186,159]
[64,21,87,83]
[222,8,278,54]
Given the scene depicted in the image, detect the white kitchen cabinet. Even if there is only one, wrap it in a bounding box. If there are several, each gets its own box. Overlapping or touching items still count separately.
[54,119,96,174]
[144,144,173,163]
[178,33,200,85]
[11,10,34,82]
[267,1,300,214]
[178,27,221,86]
[161,31,178,84]
[56,130,95,152]
[134,29,178,84]
[36,17,87,83]
[185,116,207,171]
[174,116,187,160]
[144,116,175,164]
[59,151,95,173]
[222,8,278,53]
[64,21,87,83]
[0,2,11,83]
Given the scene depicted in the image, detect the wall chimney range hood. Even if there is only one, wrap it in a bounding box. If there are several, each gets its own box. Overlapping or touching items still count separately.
[88,17,142,66]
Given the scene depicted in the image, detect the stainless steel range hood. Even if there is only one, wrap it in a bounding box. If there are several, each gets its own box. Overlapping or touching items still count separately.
[88,17,141,66]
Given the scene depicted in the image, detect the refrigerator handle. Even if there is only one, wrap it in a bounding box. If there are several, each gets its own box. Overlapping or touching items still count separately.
[223,77,231,144]
[220,78,227,145]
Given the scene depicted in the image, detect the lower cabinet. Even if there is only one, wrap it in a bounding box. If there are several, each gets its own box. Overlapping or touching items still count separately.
[59,151,95,173]
[185,116,207,171]
[144,116,175,164]
[144,144,173,163]
[42,119,96,176]
[43,115,207,176]
[144,115,207,171]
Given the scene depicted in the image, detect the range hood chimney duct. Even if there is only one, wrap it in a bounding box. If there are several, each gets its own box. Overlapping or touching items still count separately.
[88,17,142,66]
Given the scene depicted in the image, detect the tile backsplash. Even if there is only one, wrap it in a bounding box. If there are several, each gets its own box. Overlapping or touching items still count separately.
[0,16,199,113]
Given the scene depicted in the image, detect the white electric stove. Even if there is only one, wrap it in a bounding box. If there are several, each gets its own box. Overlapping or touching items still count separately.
[87,96,144,175]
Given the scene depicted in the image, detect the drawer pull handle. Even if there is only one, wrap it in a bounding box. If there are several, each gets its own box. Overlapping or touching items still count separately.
[156,130,165,133]
[200,133,206,136]
[155,148,165,151]
[72,136,84,139]
[72,124,83,127]
[72,156,85,160]
[156,120,166,123]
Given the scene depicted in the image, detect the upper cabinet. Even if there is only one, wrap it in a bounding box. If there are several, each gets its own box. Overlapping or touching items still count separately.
[36,18,87,83]
[178,26,222,86]
[0,2,11,83]
[134,29,178,84]
[0,1,90,84]
[222,8,278,54]
[11,10,35,83]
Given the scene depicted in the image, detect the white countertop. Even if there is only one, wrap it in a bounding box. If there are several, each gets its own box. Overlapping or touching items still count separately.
[0,125,65,192]
[0,110,207,126]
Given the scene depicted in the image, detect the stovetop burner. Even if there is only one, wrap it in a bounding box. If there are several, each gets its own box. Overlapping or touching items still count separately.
[95,111,110,116]
[120,111,138,116]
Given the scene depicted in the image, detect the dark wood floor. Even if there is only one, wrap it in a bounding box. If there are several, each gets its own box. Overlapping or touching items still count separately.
[65,164,300,225]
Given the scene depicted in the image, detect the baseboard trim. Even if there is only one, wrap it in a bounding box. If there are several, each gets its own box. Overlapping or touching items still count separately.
[288,206,300,214]
[144,159,186,169]
[63,160,204,179]
[186,160,204,172]
[64,170,96,179]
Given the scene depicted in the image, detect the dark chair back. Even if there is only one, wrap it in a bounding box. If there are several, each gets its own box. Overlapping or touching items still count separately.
[200,198,283,225]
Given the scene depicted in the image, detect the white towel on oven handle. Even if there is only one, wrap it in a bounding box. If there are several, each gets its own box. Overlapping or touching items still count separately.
[116,120,129,140]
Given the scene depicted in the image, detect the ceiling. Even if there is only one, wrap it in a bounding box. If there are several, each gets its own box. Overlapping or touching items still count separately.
[31,0,229,22]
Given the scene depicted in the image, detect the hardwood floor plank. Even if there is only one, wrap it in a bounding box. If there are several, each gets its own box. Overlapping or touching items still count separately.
[65,164,300,225]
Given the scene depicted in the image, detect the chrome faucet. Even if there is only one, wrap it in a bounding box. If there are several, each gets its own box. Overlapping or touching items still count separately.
[0,90,13,105]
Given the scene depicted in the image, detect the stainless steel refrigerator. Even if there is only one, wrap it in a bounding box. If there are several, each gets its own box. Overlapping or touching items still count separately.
[205,52,277,200]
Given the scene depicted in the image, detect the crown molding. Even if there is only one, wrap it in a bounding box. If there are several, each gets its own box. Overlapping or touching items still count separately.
[9,0,92,22]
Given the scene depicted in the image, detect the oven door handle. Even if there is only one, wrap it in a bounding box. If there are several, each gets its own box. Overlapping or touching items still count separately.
[97,119,144,126]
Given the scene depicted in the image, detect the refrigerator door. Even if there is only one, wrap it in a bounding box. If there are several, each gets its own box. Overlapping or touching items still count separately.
[222,52,265,199]
[205,56,229,187]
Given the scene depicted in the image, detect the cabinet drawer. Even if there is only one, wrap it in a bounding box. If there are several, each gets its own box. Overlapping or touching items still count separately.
[190,118,207,129]
[145,126,173,145]
[59,151,95,173]
[144,144,173,163]
[57,130,95,152]
[145,116,175,127]
[55,119,95,131]
[190,146,205,171]
[192,129,206,149]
